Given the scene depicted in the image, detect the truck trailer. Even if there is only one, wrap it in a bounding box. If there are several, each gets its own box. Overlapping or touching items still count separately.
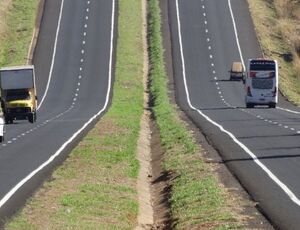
[0,65,37,124]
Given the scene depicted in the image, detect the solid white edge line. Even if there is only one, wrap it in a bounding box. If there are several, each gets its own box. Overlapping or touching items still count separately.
[37,0,65,110]
[277,107,300,115]
[0,0,115,208]
[175,0,300,206]
[227,0,244,69]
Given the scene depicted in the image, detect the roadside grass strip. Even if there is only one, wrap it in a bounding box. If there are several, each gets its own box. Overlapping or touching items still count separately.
[6,0,143,229]
[0,0,38,66]
[148,0,243,228]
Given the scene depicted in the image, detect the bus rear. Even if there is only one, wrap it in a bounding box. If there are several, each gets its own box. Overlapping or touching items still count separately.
[245,59,278,108]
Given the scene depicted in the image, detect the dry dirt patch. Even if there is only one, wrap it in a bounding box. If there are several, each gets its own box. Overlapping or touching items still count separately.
[135,1,170,229]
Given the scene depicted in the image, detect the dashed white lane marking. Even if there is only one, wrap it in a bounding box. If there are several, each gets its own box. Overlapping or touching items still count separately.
[176,0,300,207]
[0,0,116,210]
[1,0,91,147]
[199,0,300,134]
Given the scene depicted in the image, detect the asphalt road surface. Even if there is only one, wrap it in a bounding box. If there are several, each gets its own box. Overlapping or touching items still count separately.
[0,0,116,224]
[167,0,300,229]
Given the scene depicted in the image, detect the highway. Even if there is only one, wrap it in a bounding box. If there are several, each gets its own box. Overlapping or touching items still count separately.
[0,0,116,223]
[167,0,300,229]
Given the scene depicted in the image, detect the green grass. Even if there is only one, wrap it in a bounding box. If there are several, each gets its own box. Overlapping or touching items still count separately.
[0,0,38,66]
[5,0,258,229]
[6,0,144,229]
[148,0,242,229]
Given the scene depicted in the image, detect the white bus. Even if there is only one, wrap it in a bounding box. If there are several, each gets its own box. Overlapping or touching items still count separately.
[245,59,278,108]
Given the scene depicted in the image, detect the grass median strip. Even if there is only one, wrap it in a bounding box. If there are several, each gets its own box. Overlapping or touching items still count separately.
[4,0,271,229]
[148,0,251,228]
[6,0,144,229]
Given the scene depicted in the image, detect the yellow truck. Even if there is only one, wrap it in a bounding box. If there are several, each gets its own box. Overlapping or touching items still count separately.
[0,65,37,124]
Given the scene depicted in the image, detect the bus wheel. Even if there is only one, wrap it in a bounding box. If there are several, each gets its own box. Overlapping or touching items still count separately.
[246,103,254,108]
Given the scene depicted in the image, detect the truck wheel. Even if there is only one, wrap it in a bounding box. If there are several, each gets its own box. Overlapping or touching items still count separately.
[28,114,34,123]
[5,116,12,124]
[269,103,276,108]
[0,136,3,143]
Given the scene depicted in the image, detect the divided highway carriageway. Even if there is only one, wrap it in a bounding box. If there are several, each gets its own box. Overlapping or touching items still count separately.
[167,0,300,229]
[0,0,116,223]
